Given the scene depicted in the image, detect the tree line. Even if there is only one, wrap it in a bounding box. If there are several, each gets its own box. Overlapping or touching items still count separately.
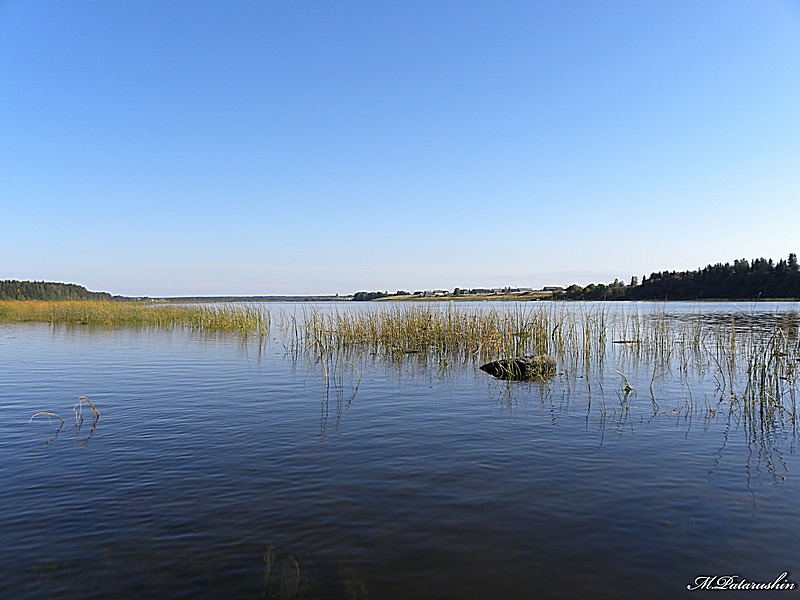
[556,254,800,301]
[352,291,389,301]
[0,280,115,301]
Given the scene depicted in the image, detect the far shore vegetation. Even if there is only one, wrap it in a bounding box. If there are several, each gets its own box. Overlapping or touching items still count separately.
[564,253,800,301]
[355,253,800,302]
[0,280,122,302]
[2,253,799,304]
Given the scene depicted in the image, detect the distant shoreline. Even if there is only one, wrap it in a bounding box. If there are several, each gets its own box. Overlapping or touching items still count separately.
[3,251,799,302]
[373,294,799,303]
[158,294,798,303]
[154,295,350,303]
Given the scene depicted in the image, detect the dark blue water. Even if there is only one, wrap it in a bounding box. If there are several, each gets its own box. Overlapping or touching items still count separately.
[1,308,799,599]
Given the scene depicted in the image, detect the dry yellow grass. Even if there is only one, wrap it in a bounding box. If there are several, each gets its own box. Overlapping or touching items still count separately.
[0,300,270,334]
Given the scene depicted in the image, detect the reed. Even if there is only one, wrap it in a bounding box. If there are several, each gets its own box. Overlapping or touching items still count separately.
[29,411,65,425]
[74,395,100,423]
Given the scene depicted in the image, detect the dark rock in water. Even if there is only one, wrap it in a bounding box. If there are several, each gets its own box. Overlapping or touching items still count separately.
[479,354,557,381]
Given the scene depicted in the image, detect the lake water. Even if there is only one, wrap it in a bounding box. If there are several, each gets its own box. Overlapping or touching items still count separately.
[2,302,799,599]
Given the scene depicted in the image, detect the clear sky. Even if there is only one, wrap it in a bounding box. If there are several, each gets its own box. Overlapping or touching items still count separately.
[2,0,799,296]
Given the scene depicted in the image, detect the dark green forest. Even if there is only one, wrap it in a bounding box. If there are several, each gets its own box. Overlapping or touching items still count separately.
[0,280,115,301]
[352,291,390,301]
[556,254,800,301]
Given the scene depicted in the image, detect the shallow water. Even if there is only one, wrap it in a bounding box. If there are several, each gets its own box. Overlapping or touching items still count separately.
[1,302,799,599]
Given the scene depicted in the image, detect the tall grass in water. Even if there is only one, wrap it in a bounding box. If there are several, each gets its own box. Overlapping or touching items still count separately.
[294,303,615,365]
[0,301,270,335]
[284,302,798,411]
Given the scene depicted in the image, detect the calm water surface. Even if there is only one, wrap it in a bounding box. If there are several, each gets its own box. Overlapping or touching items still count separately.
[1,302,799,599]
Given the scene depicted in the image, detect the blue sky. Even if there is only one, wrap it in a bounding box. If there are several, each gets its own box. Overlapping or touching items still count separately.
[2,0,799,296]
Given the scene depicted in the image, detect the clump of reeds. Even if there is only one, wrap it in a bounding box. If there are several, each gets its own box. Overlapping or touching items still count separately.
[288,303,625,371]
[29,395,102,446]
[0,301,270,335]
[296,304,555,360]
[283,302,799,411]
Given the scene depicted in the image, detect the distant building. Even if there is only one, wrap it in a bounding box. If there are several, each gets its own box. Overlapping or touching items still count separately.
[543,286,564,292]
